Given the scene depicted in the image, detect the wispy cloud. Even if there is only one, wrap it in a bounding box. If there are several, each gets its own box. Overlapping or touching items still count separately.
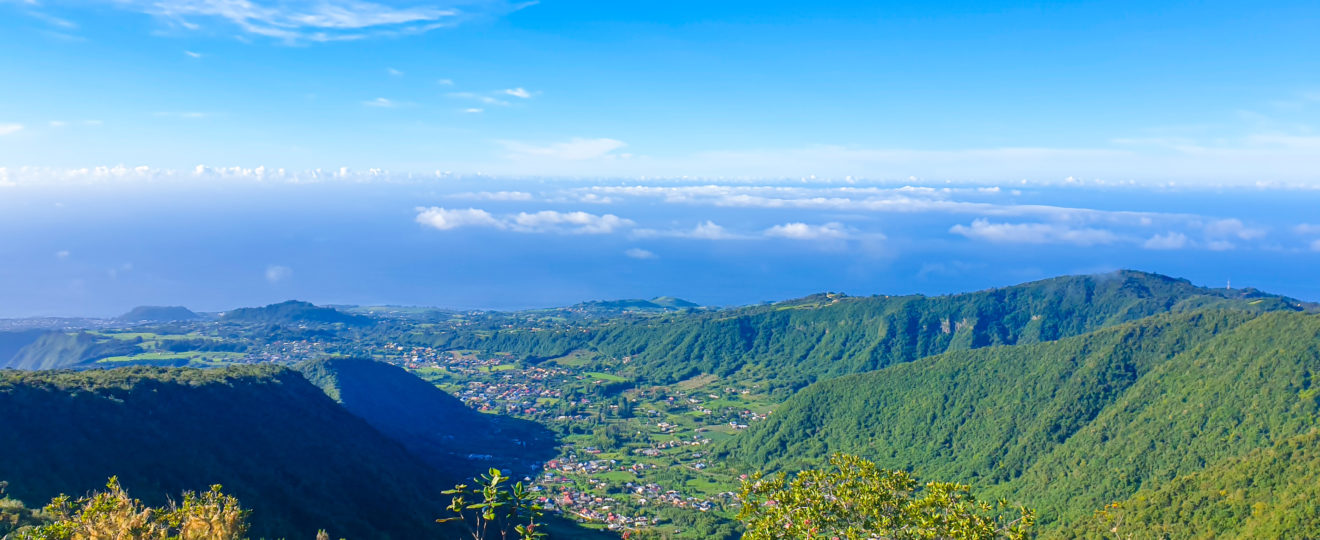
[265,265,293,283]
[386,67,404,76]
[634,221,740,240]
[448,92,511,107]
[437,78,454,86]
[950,219,1119,246]
[463,108,484,114]
[1202,218,1267,240]
[624,248,657,260]
[764,222,851,240]
[416,207,633,234]
[503,87,533,99]
[1142,232,1189,250]
[501,138,628,161]
[0,123,25,135]
[184,50,202,58]
[363,97,400,108]
[57,0,527,43]
[450,191,534,201]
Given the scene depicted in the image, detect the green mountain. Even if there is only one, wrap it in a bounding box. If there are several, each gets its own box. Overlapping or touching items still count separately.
[716,309,1320,532]
[0,365,460,539]
[0,330,48,367]
[434,271,1307,392]
[294,357,558,479]
[116,305,200,323]
[220,300,373,326]
[2,331,140,370]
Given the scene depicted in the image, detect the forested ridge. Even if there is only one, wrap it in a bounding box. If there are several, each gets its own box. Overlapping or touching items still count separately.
[717,309,1320,533]
[418,271,1308,392]
[0,366,460,539]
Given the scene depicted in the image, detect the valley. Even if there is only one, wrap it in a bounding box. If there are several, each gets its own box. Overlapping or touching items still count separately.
[3,270,1319,538]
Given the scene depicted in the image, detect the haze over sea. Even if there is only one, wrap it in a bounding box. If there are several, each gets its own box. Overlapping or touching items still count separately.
[3,175,1319,317]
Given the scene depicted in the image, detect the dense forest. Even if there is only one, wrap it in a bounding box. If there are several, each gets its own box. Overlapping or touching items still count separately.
[294,357,558,479]
[0,366,460,539]
[718,309,1320,533]
[419,271,1309,393]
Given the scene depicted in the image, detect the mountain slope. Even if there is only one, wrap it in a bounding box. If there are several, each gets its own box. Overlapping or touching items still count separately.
[716,310,1258,480]
[433,271,1307,392]
[717,309,1320,532]
[0,330,48,367]
[1064,430,1320,539]
[295,357,558,479]
[3,332,140,370]
[0,365,459,539]
[999,310,1320,526]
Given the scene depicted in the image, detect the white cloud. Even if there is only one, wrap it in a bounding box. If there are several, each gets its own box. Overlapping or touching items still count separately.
[501,138,628,161]
[55,250,71,259]
[503,87,533,99]
[1142,232,1189,250]
[184,50,202,58]
[448,92,510,106]
[510,210,633,234]
[1203,218,1266,240]
[49,120,68,127]
[415,207,632,234]
[950,219,1119,246]
[1207,240,1236,251]
[1294,223,1320,235]
[463,108,484,114]
[450,191,534,201]
[386,67,403,76]
[363,97,398,108]
[415,207,504,231]
[0,123,23,136]
[437,78,454,86]
[68,0,519,43]
[265,265,292,283]
[624,248,657,260]
[1311,239,1320,252]
[634,221,740,240]
[765,222,850,240]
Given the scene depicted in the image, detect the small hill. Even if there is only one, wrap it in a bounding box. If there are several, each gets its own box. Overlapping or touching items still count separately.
[295,357,557,479]
[116,306,200,323]
[0,365,460,539]
[3,332,140,370]
[571,297,700,313]
[220,300,372,326]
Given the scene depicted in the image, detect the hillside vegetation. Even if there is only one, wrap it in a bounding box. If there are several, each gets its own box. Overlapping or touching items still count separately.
[716,309,1320,533]
[425,271,1307,392]
[295,357,558,479]
[2,332,141,370]
[0,366,458,539]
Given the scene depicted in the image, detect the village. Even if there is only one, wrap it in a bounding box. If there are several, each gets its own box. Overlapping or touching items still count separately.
[374,343,773,537]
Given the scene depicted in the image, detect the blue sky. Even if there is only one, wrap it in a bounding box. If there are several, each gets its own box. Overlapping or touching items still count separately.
[2,1,1319,316]
[2,0,1319,180]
